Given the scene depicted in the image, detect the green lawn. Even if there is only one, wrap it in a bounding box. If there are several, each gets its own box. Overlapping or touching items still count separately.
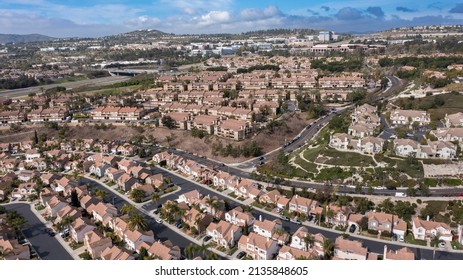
[293,156,318,173]
[322,148,377,167]
[405,234,428,246]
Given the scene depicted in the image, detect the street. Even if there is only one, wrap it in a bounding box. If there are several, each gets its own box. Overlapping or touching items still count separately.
[4,203,73,260]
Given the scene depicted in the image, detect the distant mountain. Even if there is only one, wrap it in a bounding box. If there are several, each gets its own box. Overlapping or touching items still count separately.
[102,29,172,43]
[0,33,56,44]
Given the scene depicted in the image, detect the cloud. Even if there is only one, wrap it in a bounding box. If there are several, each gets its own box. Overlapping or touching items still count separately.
[335,7,362,20]
[307,9,319,16]
[366,6,384,18]
[125,16,161,28]
[449,3,463,13]
[197,11,230,26]
[396,6,417,13]
[240,5,283,21]
[320,6,330,12]
[428,2,443,11]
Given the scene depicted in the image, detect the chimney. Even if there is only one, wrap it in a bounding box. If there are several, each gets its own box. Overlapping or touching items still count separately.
[426,215,430,221]
[383,245,387,260]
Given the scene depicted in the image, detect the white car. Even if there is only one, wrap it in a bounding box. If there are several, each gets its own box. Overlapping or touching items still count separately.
[155,218,163,224]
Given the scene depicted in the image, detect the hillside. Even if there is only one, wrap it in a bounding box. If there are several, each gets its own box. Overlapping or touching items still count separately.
[0,33,55,44]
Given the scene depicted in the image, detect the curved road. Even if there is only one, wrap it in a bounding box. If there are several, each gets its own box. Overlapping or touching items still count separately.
[4,203,73,260]
[132,165,463,260]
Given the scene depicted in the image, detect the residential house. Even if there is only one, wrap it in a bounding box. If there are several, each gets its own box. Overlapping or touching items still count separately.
[0,238,30,260]
[383,245,415,260]
[253,218,282,239]
[431,128,463,142]
[445,112,463,128]
[45,195,68,218]
[288,195,317,216]
[100,246,134,260]
[368,212,407,240]
[117,173,137,192]
[177,190,203,206]
[182,208,213,233]
[137,240,181,260]
[225,206,256,228]
[238,232,279,260]
[70,217,96,243]
[84,230,112,259]
[109,216,155,251]
[411,217,452,241]
[390,109,431,127]
[215,119,253,141]
[277,245,317,260]
[88,202,118,226]
[333,237,368,260]
[206,220,242,249]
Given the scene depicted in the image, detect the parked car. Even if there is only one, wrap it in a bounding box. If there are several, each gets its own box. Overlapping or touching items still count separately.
[349,224,356,233]
[203,236,212,242]
[290,218,302,225]
[155,218,163,224]
[236,251,246,259]
[280,215,290,221]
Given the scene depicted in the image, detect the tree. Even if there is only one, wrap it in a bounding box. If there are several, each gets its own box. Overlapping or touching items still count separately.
[130,189,146,203]
[33,130,38,145]
[184,243,197,259]
[95,189,107,199]
[57,216,73,232]
[151,192,160,204]
[161,116,176,129]
[70,190,80,207]
[138,246,150,260]
[0,246,12,260]
[120,204,136,215]
[406,186,416,197]
[128,213,148,231]
[304,234,314,251]
[323,239,335,260]
[358,217,369,231]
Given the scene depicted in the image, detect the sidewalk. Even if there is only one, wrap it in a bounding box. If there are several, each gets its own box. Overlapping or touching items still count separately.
[11,201,81,260]
[154,167,463,254]
[83,175,232,260]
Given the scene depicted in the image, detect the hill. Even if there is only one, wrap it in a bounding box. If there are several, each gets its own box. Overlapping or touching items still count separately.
[0,33,56,44]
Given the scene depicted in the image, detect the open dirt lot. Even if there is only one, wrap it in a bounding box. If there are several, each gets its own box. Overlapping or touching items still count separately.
[0,113,310,163]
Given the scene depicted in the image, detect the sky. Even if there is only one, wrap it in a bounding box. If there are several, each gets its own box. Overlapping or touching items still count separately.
[1,0,463,37]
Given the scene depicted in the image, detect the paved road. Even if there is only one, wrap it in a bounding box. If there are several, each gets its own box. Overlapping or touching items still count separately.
[80,177,226,259]
[0,76,131,99]
[137,166,463,260]
[4,203,73,260]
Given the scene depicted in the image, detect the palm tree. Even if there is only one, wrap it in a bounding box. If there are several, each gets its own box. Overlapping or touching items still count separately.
[323,239,335,260]
[431,234,441,260]
[206,251,218,260]
[151,192,160,204]
[57,216,73,232]
[128,213,148,231]
[95,189,107,199]
[304,234,314,251]
[120,204,136,215]
[184,243,197,259]
[0,246,12,260]
[130,189,146,203]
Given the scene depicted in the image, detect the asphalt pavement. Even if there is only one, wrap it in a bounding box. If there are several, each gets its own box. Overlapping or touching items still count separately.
[4,203,74,260]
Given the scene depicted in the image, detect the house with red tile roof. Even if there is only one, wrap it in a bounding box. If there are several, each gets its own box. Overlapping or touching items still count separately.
[206,220,242,249]
[238,232,279,260]
[334,237,368,260]
[84,230,112,259]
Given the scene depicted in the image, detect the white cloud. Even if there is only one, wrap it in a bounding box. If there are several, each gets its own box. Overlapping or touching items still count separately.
[198,10,230,25]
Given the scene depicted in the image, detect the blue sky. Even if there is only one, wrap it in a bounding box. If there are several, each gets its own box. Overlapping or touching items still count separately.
[0,0,463,37]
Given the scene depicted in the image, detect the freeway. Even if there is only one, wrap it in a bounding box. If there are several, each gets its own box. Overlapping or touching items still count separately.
[136,165,463,260]
[0,76,131,99]
[4,203,74,260]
